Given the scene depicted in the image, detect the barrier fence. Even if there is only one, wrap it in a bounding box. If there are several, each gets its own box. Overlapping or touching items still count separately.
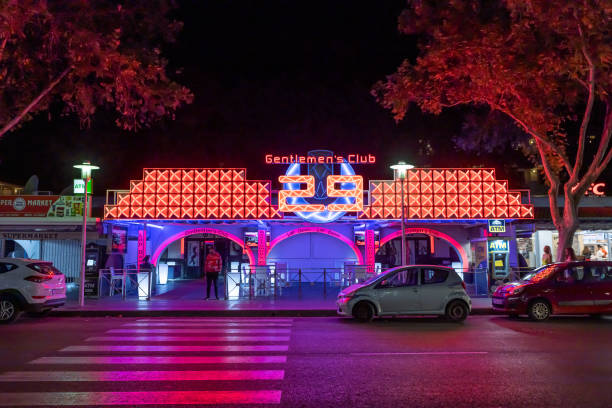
[93,265,537,301]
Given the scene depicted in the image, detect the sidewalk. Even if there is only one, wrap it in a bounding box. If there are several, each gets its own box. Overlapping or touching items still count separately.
[52,296,496,317]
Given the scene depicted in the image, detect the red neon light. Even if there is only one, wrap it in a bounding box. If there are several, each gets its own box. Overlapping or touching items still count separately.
[278,175,325,212]
[359,168,533,220]
[265,154,376,164]
[379,228,469,271]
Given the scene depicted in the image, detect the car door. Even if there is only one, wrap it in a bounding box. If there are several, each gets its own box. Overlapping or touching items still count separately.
[375,268,420,314]
[418,268,450,312]
[589,265,612,312]
[0,262,14,289]
[551,265,594,313]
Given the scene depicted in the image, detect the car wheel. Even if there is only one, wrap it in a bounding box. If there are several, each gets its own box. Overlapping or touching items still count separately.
[0,296,21,324]
[352,302,374,322]
[528,300,551,321]
[445,300,469,323]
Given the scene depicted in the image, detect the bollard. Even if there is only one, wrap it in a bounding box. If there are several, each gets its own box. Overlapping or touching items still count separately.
[122,269,127,300]
[274,268,277,299]
[298,268,302,299]
[323,268,327,298]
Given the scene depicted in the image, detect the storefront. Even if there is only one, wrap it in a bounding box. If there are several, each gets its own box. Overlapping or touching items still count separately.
[0,195,100,282]
[102,151,534,296]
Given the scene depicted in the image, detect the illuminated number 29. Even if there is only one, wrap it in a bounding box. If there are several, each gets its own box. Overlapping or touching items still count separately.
[278,175,363,213]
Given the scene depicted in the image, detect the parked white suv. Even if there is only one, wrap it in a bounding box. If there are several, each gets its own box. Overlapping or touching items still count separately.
[337,265,471,322]
[0,258,66,323]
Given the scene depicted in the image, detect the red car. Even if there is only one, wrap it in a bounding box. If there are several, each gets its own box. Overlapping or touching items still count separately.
[492,261,612,321]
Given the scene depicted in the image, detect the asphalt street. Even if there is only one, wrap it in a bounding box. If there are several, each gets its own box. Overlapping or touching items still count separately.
[1,315,611,407]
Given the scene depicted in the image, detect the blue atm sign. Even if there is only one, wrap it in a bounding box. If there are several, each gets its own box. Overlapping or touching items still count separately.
[488,219,506,233]
[488,240,509,253]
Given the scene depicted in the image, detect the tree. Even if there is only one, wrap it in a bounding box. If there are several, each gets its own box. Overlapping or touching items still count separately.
[373,0,612,261]
[0,0,193,138]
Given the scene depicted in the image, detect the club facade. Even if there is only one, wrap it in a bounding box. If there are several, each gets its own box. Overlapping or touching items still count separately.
[101,150,534,296]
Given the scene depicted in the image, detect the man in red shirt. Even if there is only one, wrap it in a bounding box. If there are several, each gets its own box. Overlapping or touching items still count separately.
[205,247,222,300]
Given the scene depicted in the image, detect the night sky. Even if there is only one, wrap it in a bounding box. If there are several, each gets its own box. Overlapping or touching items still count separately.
[0,1,529,194]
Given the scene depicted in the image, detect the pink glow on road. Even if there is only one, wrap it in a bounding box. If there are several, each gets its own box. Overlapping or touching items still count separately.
[0,370,285,382]
[61,345,289,352]
[123,322,293,327]
[85,335,291,342]
[0,390,281,406]
[29,356,287,364]
[106,328,291,334]
[136,318,293,322]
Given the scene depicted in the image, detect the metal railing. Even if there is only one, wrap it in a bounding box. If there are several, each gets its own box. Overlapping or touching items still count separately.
[97,268,152,300]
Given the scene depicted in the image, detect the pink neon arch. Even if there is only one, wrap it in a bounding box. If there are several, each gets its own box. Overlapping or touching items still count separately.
[267,227,364,264]
[379,227,469,271]
[151,227,255,266]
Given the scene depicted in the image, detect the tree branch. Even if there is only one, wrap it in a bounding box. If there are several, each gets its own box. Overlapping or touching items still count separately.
[496,106,573,174]
[571,11,596,183]
[536,139,562,228]
[0,67,70,139]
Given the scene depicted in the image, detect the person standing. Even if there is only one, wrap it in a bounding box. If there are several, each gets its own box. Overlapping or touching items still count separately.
[541,245,553,266]
[596,245,608,261]
[563,247,577,262]
[204,246,222,300]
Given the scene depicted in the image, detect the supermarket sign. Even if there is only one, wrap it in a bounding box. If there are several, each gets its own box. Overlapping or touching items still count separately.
[0,196,85,217]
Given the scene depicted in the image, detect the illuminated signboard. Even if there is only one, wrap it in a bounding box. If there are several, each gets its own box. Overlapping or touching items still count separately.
[104,156,534,221]
[585,182,606,197]
[488,240,509,253]
[488,219,506,233]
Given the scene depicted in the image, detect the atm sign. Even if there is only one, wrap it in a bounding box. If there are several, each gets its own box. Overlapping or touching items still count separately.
[488,219,506,233]
[488,240,509,253]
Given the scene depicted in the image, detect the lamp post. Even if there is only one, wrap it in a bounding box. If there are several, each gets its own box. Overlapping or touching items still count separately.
[390,161,414,266]
[74,161,99,307]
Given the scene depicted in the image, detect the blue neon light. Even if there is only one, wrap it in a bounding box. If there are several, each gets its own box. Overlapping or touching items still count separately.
[284,161,357,223]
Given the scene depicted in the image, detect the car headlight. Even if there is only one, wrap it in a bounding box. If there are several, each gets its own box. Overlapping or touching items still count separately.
[511,286,525,296]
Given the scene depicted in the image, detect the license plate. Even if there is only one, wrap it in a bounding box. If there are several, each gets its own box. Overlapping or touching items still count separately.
[492,298,504,306]
[52,289,64,295]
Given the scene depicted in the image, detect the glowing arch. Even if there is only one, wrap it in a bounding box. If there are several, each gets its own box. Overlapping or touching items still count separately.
[267,226,364,264]
[151,227,255,266]
[379,227,469,271]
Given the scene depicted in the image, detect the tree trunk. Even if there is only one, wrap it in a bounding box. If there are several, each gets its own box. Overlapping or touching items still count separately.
[555,226,577,262]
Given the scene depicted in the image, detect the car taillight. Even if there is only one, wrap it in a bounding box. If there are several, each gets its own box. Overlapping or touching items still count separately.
[24,275,53,283]
[461,281,466,290]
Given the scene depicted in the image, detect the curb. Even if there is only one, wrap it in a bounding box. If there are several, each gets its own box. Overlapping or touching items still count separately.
[50,308,501,318]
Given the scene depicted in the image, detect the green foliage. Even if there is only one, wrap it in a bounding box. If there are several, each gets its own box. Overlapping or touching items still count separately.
[0,0,193,135]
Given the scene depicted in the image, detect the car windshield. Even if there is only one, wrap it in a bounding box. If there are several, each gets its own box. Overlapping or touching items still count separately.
[521,265,557,283]
[361,272,386,286]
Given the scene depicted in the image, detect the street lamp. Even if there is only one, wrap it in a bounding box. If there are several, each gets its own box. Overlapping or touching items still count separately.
[74,161,99,307]
[390,161,414,266]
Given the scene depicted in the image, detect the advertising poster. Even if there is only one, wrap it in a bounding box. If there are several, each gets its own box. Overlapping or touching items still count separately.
[187,241,200,267]
[0,195,85,217]
[111,227,127,253]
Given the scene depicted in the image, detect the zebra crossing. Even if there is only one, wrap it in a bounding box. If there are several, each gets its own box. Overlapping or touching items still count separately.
[0,317,293,406]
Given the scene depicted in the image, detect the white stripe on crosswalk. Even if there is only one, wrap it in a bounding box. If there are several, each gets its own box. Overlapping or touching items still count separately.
[122,322,293,327]
[107,328,291,334]
[60,345,289,352]
[29,355,287,364]
[86,335,290,342]
[136,318,293,323]
[0,390,282,406]
[0,370,285,382]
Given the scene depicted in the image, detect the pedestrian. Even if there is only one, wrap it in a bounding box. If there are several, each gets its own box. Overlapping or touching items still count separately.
[581,246,591,260]
[204,246,222,300]
[541,245,552,266]
[563,247,576,262]
[596,245,608,261]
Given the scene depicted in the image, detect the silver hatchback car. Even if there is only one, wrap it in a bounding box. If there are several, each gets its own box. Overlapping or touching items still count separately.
[337,265,471,322]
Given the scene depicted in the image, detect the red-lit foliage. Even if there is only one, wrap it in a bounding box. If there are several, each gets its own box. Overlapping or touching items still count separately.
[374,1,612,260]
[0,0,192,139]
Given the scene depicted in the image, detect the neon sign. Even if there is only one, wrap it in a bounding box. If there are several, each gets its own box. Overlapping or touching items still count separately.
[585,182,606,197]
[104,166,534,221]
[265,153,375,164]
